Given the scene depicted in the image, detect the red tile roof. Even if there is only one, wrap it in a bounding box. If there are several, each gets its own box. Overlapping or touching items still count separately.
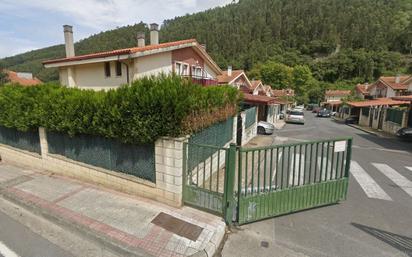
[6,70,42,86]
[242,93,280,105]
[250,80,262,90]
[325,90,351,97]
[391,95,412,102]
[43,39,197,65]
[379,76,411,90]
[217,70,244,84]
[347,98,409,107]
[271,89,295,97]
[355,83,370,95]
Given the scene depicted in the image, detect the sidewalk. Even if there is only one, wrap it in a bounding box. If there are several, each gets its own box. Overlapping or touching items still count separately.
[0,162,225,257]
[347,124,397,139]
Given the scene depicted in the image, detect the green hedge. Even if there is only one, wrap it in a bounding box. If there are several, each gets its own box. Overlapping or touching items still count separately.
[0,76,239,144]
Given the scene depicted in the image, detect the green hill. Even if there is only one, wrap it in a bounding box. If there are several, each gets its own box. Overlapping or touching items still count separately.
[1,0,411,83]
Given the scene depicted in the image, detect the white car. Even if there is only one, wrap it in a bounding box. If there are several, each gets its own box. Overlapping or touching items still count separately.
[285,110,305,124]
[294,105,305,111]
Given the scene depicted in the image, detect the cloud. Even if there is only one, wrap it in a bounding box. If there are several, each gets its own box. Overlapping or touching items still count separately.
[0,0,233,58]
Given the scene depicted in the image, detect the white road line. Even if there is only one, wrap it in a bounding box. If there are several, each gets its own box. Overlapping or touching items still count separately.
[317,157,335,180]
[0,241,20,257]
[350,161,392,201]
[373,163,412,198]
[406,167,412,172]
[289,154,304,185]
[271,150,283,182]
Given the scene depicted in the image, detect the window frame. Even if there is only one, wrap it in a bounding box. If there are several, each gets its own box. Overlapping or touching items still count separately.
[115,61,122,77]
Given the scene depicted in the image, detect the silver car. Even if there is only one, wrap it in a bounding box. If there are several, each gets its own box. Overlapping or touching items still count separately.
[285,110,305,124]
[257,121,275,135]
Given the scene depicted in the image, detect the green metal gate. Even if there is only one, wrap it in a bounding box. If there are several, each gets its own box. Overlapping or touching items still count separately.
[183,137,352,225]
[235,137,352,224]
[183,142,236,222]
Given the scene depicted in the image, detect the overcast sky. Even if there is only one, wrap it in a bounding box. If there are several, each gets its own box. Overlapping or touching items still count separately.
[0,0,233,58]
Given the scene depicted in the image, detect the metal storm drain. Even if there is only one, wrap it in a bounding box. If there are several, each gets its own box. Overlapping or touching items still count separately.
[151,212,204,241]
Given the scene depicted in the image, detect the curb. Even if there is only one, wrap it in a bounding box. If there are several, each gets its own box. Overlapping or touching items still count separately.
[347,124,396,139]
[0,189,148,257]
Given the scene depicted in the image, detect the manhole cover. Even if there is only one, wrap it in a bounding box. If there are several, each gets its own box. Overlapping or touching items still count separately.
[151,212,203,241]
[261,241,269,248]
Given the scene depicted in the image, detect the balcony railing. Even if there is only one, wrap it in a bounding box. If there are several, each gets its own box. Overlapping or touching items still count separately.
[181,75,218,86]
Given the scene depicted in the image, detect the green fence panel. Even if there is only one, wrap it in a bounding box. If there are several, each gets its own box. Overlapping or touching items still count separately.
[386,108,403,125]
[188,118,233,171]
[47,131,155,182]
[362,107,370,117]
[0,126,41,154]
[245,107,257,128]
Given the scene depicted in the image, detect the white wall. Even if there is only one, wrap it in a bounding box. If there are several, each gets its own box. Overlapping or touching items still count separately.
[133,52,172,80]
[386,87,396,98]
[203,63,218,79]
[59,68,69,86]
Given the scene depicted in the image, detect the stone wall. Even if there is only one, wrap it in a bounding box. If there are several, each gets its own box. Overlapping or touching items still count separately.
[358,108,370,127]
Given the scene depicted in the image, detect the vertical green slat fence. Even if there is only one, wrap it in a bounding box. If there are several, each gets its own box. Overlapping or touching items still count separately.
[0,126,41,154]
[236,137,352,224]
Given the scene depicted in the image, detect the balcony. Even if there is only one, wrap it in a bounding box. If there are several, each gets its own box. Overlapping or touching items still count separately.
[182,75,218,86]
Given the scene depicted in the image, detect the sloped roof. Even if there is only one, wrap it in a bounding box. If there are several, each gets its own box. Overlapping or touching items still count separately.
[355,83,370,95]
[392,95,412,102]
[6,70,42,86]
[379,76,411,90]
[43,39,222,74]
[217,70,244,84]
[243,93,280,105]
[250,80,263,90]
[325,90,351,97]
[347,98,408,107]
[271,89,295,97]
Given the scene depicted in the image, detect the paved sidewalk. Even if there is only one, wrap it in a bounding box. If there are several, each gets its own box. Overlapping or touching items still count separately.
[347,124,397,139]
[0,163,225,257]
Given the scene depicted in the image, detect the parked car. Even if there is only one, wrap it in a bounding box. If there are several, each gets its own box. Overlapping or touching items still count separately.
[396,127,412,141]
[294,105,305,111]
[257,121,275,135]
[285,110,305,124]
[344,115,359,124]
[317,109,331,118]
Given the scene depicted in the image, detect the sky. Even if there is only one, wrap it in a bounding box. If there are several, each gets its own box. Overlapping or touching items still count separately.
[0,0,233,58]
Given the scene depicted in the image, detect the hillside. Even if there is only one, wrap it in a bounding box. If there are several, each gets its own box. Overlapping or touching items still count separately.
[1,0,411,83]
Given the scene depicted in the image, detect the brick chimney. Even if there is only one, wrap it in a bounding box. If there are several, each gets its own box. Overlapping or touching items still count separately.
[150,23,159,45]
[63,25,75,57]
[395,75,401,83]
[137,31,145,47]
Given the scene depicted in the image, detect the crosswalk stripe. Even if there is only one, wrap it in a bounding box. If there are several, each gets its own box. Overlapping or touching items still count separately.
[406,167,412,172]
[372,163,412,198]
[317,157,336,180]
[350,161,392,201]
[289,154,304,185]
[0,241,20,257]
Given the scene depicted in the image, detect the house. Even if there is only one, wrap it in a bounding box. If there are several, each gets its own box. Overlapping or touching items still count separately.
[4,70,42,86]
[43,24,222,90]
[355,83,371,99]
[368,76,412,98]
[325,90,351,102]
[249,80,264,95]
[217,67,252,91]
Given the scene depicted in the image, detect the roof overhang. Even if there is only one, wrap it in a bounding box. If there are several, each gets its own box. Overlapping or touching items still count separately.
[228,71,252,88]
[242,93,279,105]
[347,98,409,107]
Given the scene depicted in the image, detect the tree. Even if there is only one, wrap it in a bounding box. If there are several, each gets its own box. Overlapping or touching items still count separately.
[0,69,9,85]
[260,62,292,89]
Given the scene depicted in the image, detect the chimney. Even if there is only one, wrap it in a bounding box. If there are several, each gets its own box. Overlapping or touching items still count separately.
[150,23,159,45]
[63,25,75,57]
[137,31,145,47]
[227,66,232,77]
[395,74,400,83]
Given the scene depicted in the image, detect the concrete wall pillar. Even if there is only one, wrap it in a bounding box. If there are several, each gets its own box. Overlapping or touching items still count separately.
[38,127,48,158]
[67,67,76,87]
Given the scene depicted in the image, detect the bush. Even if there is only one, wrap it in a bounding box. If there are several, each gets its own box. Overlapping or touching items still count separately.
[0,76,240,143]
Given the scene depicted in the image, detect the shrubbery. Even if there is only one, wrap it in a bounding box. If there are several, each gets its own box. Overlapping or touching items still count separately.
[0,75,240,143]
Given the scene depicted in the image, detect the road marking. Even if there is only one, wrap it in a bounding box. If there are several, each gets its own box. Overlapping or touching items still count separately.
[289,154,304,185]
[271,150,283,182]
[317,157,335,181]
[352,145,410,155]
[373,163,412,198]
[0,241,20,257]
[350,161,392,201]
[406,167,412,172]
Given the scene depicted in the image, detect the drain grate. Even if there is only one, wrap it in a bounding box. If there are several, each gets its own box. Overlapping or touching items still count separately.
[151,212,204,241]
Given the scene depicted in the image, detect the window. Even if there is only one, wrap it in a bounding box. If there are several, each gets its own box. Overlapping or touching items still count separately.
[104,62,111,77]
[182,64,189,76]
[191,66,202,78]
[175,62,182,75]
[115,61,122,76]
[174,62,189,76]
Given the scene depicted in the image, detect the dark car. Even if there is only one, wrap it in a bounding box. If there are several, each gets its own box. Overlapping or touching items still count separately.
[396,127,412,141]
[344,115,359,124]
[312,107,321,113]
[317,109,331,118]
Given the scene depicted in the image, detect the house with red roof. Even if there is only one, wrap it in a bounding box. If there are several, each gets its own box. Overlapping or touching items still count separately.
[217,67,252,92]
[3,70,42,86]
[355,83,371,99]
[43,24,222,90]
[368,76,412,98]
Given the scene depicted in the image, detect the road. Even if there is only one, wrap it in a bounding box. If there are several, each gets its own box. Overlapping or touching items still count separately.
[222,111,412,257]
[0,209,74,257]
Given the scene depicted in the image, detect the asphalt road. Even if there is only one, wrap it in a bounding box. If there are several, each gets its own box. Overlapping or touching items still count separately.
[223,111,412,257]
[0,209,74,257]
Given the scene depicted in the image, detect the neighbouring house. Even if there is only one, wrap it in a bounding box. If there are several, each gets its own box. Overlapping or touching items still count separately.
[43,24,222,90]
[368,75,412,98]
[355,83,371,99]
[217,67,252,91]
[249,80,264,95]
[325,90,351,102]
[271,88,295,110]
[4,70,42,86]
